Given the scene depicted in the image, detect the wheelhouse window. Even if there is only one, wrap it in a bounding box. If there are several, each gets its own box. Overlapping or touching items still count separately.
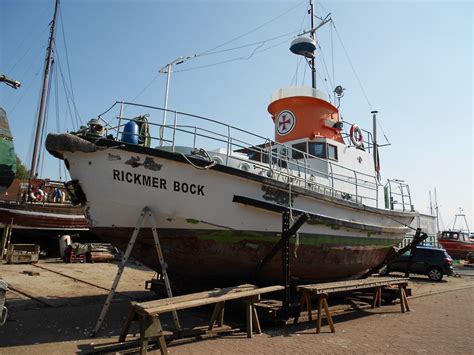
[328,144,338,161]
[442,232,459,240]
[292,142,307,159]
[272,148,287,168]
[308,142,326,158]
[291,141,337,160]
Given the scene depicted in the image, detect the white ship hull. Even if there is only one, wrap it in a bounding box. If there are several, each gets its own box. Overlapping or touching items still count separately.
[47,133,415,284]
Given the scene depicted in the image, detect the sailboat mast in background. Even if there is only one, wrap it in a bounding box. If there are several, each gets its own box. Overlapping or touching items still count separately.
[30,0,60,179]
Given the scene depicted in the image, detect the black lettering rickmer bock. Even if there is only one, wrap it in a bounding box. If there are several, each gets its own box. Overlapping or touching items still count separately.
[112,169,205,196]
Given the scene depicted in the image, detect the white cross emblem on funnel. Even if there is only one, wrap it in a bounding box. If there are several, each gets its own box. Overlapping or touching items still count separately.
[276,110,296,136]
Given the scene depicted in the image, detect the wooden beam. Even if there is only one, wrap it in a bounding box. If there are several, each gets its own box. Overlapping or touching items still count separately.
[137,284,256,310]
[141,285,284,315]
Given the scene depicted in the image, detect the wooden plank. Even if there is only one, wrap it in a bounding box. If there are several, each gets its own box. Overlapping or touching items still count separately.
[403,287,410,312]
[306,292,313,322]
[140,285,284,315]
[119,305,137,342]
[246,298,253,338]
[322,297,335,333]
[297,277,409,294]
[316,296,323,334]
[398,285,406,313]
[251,304,261,334]
[137,284,256,310]
[208,302,225,331]
[372,287,381,309]
[217,304,225,327]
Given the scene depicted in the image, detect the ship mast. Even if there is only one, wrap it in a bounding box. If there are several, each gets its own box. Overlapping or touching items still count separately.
[309,0,316,89]
[30,0,60,179]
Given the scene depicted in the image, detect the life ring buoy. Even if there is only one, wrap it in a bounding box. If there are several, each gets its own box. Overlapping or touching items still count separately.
[349,124,364,147]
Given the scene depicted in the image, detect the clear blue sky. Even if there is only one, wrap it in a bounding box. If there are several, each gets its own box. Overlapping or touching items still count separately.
[1,0,472,230]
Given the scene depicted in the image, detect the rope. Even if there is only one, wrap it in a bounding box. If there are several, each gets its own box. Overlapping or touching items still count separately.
[59,5,81,125]
[198,0,305,56]
[56,55,80,130]
[174,32,297,73]
[291,6,309,85]
[180,148,217,170]
[381,212,418,232]
[331,20,373,110]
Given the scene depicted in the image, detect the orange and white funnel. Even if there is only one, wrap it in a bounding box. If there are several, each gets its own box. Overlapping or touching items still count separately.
[268,86,344,144]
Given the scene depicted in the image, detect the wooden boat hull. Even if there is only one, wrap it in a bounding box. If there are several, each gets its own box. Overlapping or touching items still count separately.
[0,202,89,232]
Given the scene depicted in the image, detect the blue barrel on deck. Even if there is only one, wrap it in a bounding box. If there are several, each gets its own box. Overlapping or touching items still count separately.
[121,120,139,144]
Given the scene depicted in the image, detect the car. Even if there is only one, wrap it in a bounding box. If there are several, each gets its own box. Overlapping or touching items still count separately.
[379,246,454,281]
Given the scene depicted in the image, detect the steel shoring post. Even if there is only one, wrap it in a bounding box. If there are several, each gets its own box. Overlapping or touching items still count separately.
[282,211,291,316]
[147,209,182,333]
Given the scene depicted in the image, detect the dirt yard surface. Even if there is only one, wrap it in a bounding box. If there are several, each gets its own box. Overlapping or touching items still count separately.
[0,260,473,354]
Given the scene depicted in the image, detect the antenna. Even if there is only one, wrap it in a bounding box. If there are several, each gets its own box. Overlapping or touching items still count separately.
[452,207,470,233]
[158,55,196,146]
[289,1,332,90]
[429,191,433,216]
[434,187,440,232]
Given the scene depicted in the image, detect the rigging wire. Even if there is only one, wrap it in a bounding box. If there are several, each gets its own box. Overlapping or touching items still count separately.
[4,44,48,111]
[197,30,297,58]
[292,56,304,86]
[132,30,298,99]
[58,5,81,125]
[199,0,305,56]
[54,57,61,133]
[132,3,304,99]
[6,64,43,114]
[317,43,335,100]
[38,60,55,178]
[331,20,373,110]
[174,36,294,73]
[54,59,62,179]
[302,56,308,86]
[330,19,335,90]
[291,7,309,85]
[55,55,81,130]
[5,11,51,74]
[132,71,162,102]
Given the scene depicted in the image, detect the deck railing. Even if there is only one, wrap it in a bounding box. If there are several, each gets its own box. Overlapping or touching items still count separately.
[97,102,384,207]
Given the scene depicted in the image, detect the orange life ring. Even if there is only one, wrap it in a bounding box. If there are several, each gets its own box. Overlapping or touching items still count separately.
[349,124,364,147]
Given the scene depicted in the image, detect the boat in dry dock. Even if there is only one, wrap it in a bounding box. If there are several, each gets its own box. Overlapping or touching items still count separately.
[0,0,87,236]
[437,210,473,259]
[46,2,417,285]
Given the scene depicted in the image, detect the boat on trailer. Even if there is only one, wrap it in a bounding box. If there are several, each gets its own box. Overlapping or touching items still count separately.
[46,2,417,285]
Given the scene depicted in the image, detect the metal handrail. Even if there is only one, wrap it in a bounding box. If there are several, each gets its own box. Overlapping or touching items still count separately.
[96,102,389,207]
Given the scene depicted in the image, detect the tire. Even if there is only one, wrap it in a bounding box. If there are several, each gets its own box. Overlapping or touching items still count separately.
[379,266,390,276]
[427,267,443,281]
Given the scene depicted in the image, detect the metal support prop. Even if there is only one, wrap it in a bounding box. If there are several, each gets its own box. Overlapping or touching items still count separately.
[257,211,309,318]
[91,206,180,337]
[359,228,429,279]
[282,212,291,313]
